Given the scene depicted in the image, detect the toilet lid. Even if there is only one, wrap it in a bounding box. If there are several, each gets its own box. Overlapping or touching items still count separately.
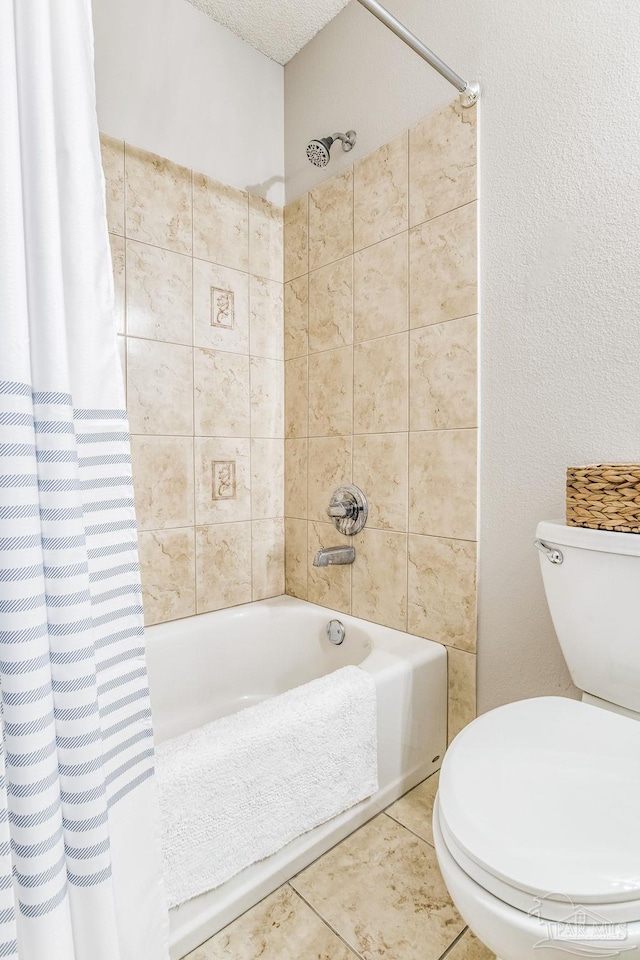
[438,697,640,911]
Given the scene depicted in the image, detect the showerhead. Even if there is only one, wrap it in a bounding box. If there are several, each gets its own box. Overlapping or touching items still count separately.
[306,131,357,168]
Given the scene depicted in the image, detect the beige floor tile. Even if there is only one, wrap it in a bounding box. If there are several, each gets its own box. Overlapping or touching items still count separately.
[291,814,464,960]
[386,773,439,846]
[186,884,356,960]
[446,930,496,960]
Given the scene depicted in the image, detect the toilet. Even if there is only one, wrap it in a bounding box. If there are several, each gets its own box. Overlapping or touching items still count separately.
[433,520,640,959]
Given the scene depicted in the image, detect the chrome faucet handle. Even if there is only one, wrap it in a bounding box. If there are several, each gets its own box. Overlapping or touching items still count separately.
[326,485,368,536]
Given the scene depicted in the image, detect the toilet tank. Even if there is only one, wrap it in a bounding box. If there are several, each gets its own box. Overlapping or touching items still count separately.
[536,520,640,713]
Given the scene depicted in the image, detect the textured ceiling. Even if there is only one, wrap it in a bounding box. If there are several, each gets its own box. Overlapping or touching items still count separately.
[185,0,351,64]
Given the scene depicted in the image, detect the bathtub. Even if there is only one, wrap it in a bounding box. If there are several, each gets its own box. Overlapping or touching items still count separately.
[145,595,447,959]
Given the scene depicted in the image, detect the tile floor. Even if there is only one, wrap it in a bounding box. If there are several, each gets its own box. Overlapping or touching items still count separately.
[184,773,495,960]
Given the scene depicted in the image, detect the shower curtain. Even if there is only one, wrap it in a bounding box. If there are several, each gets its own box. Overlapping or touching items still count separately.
[0,2,169,959]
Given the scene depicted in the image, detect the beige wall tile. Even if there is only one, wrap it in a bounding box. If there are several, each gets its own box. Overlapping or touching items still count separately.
[249,195,283,282]
[195,437,251,524]
[291,815,464,960]
[309,169,353,271]
[285,518,307,599]
[308,521,351,613]
[250,358,284,438]
[125,240,192,344]
[448,647,477,743]
[410,316,477,431]
[193,260,249,354]
[354,133,408,250]
[131,436,194,531]
[127,339,193,435]
[100,134,125,236]
[284,276,309,360]
[117,336,126,396]
[285,357,308,439]
[194,348,250,438]
[285,438,308,519]
[251,439,285,519]
[408,535,477,652]
[196,522,252,613]
[109,234,126,335]
[409,429,477,540]
[138,528,195,626]
[187,884,355,960]
[352,527,407,630]
[353,433,407,531]
[410,202,477,328]
[192,173,249,271]
[354,233,408,343]
[284,194,308,282]
[252,519,285,601]
[354,333,408,434]
[125,145,192,254]
[308,256,353,353]
[308,437,352,523]
[250,277,283,360]
[410,101,477,227]
[309,347,353,437]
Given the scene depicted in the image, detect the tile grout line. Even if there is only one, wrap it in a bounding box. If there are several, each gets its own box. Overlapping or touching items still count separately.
[381,810,436,849]
[288,885,366,960]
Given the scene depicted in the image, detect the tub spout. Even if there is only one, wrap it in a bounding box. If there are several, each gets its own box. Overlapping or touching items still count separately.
[313,545,356,567]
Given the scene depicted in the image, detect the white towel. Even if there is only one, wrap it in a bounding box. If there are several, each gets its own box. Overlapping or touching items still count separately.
[155,665,378,908]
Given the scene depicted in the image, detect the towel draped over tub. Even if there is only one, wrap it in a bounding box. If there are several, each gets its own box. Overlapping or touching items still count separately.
[155,665,378,908]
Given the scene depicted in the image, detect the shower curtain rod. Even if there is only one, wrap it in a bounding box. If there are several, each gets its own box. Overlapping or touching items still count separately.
[355,0,479,107]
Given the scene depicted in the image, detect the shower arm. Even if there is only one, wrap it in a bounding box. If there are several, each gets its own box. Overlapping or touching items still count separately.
[355,0,479,107]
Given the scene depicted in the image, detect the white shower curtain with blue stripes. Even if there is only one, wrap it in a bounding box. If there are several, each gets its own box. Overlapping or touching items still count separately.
[0,2,168,959]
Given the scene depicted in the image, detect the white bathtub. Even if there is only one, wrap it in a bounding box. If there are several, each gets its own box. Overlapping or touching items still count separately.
[145,595,447,959]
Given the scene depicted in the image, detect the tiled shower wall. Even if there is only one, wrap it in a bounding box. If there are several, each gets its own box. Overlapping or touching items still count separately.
[283,101,478,741]
[100,136,285,626]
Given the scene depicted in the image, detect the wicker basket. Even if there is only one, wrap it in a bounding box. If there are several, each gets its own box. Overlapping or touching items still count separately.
[566,464,640,533]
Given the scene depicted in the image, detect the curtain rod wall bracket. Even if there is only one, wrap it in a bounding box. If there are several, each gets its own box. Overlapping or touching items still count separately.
[356,0,480,108]
[460,82,480,108]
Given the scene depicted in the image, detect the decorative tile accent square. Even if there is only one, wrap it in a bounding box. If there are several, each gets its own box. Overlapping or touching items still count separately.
[211,288,235,329]
[194,261,249,354]
[195,439,250,524]
[212,461,236,500]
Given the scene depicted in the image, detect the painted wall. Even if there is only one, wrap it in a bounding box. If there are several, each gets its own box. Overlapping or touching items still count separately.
[285,0,640,710]
[92,0,285,204]
[101,135,284,624]
[283,102,478,741]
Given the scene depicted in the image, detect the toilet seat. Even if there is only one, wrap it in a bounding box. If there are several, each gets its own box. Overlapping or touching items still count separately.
[438,697,640,923]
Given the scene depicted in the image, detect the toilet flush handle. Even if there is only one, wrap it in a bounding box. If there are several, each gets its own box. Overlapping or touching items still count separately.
[534,539,564,565]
